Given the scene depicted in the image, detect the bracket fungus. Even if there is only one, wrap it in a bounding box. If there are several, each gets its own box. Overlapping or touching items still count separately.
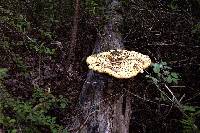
[86,49,151,79]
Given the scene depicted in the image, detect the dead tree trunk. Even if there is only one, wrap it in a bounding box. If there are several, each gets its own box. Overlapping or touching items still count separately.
[66,0,80,72]
[78,0,132,132]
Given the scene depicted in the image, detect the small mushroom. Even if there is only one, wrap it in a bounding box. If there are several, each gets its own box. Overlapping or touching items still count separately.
[86,49,151,78]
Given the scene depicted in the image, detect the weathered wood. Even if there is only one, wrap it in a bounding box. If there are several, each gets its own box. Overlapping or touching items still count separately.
[78,0,132,133]
[68,0,80,65]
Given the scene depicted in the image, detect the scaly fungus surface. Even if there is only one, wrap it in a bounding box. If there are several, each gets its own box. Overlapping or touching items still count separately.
[86,49,151,78]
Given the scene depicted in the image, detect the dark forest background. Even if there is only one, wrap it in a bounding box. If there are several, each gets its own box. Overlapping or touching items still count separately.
[0,0,200,132]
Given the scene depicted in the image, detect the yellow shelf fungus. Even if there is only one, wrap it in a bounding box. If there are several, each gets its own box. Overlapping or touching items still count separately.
[86,49,151,79]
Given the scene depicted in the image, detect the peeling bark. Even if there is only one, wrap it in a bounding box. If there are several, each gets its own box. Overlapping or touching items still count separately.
[77,0,132,133]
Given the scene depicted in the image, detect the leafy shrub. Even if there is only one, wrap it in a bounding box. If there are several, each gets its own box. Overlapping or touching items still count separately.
[192,23,200,42]
[0,75,68,133]
[181,105,200,133]
[1,5,56,56]
[85,0,105,15]
[0,68,8,80]
[146,61,200,132]
[146,61,180,86]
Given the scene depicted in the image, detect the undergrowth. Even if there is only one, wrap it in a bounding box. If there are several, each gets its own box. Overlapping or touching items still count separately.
[146,61,200,132]
[0,68,68,133]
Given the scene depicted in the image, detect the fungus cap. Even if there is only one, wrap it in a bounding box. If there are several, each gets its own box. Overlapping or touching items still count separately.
[86,49,151,79]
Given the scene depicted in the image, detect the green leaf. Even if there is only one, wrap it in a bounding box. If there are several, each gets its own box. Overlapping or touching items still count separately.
[161,62,167,66]
[171,72,179,79]
[11,129,17,133]
[39,98,45,102]
[153,63,161,74]
[172,78,178,84]
[52,128,58,133]
[9,119,16,123]
[62,129,68,133]
[0,68,8,78]
[183,106,196,112]
[166,76,172,83]
[163,70,170,75]
[60,103,66,109]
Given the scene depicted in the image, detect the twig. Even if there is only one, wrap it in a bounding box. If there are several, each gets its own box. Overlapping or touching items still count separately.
[164,84,181,107]
[148,42,200,48]
[123,88,170,107]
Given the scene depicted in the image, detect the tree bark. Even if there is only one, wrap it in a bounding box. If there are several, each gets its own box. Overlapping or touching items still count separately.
[67,0,80,70]
[78,0,132,132]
